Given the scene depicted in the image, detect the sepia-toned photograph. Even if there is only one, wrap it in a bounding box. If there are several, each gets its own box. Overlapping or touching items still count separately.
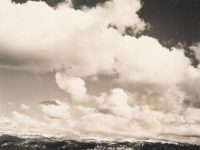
[0,0,200,149]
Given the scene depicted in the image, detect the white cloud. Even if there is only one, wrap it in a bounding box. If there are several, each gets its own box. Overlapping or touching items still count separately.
[115,36,190,88]
[190,44,200,61]
[94,0,146,32]
[46,72,200,141]
[179,66,200,107]
[0,0,200,142]
[184,108,200,124]
[12,111,39,126]
[20,104,30,111]
[0,0,144,74]
[97,88,133,118]
[55,73,87,102]
[40,99,70,119]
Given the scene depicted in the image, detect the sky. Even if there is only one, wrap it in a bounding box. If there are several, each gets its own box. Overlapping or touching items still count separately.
[0,0,200,143]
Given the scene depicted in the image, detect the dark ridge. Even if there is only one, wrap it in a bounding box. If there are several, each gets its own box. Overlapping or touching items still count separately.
[11,0,65,7]
[0,134,24,145]
[0,134,200,150]
[137,0,200,67]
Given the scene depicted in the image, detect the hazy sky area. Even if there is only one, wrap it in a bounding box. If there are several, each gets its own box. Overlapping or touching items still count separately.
[0,0,200,144]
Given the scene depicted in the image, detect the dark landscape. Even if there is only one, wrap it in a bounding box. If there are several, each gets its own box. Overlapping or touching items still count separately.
[0,134,200,150]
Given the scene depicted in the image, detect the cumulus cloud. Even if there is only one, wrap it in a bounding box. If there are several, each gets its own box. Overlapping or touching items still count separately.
[38,87,163,137]
[40,72,200,141]
[115,36,190,88]
[0,0,145,72]
[96,88,133,118]
[0,0,200,142]
[55,73,87,101]
[138,0,200,67]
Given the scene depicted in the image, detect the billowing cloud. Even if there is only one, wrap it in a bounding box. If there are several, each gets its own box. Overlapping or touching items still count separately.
[138,0,200,66]
[0,0,200,143]
[55,73,87,101]
[0,0,145,72]
[39,71,200,141]
[115,36,189,88]
[96,88,133,118]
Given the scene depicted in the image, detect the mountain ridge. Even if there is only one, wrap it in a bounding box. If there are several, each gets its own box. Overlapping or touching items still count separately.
[0,133,200,150]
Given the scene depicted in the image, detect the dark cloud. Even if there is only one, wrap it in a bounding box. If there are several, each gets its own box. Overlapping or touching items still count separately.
[0,49,47,70]
[41,100,60,105]
[11,0,65,7]
[0,51,27,67]
[11,0,110,8]
[138,0,200,66]
[71,0,110,9]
